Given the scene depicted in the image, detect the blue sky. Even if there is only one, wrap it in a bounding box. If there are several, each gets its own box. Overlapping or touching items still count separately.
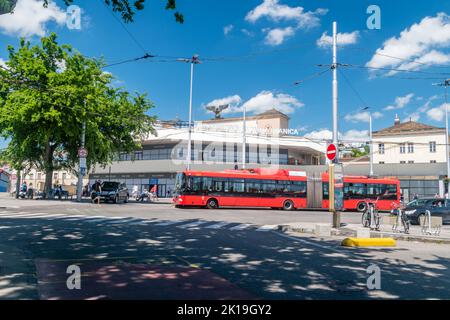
[1,0,450,148]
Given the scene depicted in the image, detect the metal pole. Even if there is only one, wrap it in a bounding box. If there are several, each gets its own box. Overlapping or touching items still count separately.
[332,21,338,160]
[331,21,340,228]
[76,121,86,202]
[369,113,374,176]
[242,104,246,169]
[445,82,449,183]
[187,61,194,171]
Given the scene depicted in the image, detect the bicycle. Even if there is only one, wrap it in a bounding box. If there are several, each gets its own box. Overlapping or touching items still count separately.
[361,198,381,231]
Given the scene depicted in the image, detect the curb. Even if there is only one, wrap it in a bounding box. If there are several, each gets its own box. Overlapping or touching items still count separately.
[277,224,450,244]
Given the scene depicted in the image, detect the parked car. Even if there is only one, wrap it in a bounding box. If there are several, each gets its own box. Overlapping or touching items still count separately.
[91,181,129,204]
[402,197,450,225]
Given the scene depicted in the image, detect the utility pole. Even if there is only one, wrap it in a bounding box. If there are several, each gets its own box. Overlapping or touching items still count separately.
[369,112,374,176]
[330,21,341,229]
[332,21,339,159]
[178,55,201,171]
[433,79,450,193]
[242,104,246,169]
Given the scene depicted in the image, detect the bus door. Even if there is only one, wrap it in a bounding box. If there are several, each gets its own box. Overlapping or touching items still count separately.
[307,174,323,208]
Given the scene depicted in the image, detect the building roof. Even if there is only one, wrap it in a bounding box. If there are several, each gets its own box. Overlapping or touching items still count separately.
[373,120,445,136]
[200,108,290,124]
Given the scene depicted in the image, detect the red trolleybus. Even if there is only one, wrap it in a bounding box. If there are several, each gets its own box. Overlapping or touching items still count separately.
[173,168,400,211]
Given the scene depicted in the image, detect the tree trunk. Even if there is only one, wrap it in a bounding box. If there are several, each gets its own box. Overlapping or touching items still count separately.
[43,143,55,197]
[15,170,21,198]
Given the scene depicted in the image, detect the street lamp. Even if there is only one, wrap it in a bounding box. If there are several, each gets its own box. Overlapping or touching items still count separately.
[433,79,450,186]
[177,55,201,170]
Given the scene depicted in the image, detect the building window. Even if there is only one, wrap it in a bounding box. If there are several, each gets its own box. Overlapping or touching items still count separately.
[429,141,436,153]
[407,143,414,153]
[134,151,143,160]
[400,143,406,154]
[408,160,414,164]
[400,161,406,164]
[29,173,34,180]
[430,160,437,163]
[53,173,58,180]
[378,143,385,155]
[62,173,67,181]
[37,173,42,180]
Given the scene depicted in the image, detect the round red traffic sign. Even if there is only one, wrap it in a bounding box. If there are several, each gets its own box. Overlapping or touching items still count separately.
[326,143,337,161]
[78,147,88,158]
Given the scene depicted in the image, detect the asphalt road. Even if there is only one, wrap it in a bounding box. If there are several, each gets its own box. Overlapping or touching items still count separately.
[1,197,450,299]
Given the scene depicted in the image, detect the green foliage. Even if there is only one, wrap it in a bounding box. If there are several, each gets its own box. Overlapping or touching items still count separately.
[350,145,370,158]
[42,0,184,23]
[0,0,17,15]
[0,33,156,188]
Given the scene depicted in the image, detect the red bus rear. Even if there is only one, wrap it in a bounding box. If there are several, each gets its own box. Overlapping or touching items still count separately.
[173,168,400,211]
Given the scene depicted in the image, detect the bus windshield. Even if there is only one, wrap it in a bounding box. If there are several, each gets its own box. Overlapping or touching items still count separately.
[174,172,186,194]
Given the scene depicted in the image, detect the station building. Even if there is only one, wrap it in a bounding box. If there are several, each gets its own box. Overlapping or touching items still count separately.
[89,109,327,197]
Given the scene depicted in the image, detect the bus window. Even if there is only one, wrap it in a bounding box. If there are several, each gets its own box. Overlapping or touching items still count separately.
[245,179,260,193]
[231,179,245,193]
[323,182,329,200]
[344,183,366,199]
[290,181,307,198]
[380,184,398,200]
[202,177,213,192]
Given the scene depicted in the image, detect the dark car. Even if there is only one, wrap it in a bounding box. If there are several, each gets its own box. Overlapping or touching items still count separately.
[403,198,450,225]
[91,181,129,204]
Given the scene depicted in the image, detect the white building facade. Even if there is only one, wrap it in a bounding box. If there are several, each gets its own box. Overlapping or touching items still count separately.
[373,117,448,165]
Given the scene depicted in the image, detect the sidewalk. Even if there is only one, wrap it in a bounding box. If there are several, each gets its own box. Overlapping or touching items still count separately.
[278,222,450,244]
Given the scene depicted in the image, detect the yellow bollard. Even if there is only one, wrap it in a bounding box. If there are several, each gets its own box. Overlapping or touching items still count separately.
[341,238,396,247]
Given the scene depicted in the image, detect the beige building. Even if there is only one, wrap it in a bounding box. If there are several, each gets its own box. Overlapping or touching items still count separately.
[373,115,448,165]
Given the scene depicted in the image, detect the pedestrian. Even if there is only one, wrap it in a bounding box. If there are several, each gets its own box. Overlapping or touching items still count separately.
[150,184,158,202]
[434,193,439,199]
[167,188,172,198]
[92,180,102,206]
[132,185,139,199]
[413,193,418,201]
[445,192,449,199]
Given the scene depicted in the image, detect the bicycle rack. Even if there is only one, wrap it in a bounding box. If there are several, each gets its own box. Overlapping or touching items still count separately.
[392,209,409,234]
[421,210,441,236]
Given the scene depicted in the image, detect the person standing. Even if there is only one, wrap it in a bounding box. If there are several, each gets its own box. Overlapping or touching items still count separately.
[92,180,102,206]
[150,184,158,202]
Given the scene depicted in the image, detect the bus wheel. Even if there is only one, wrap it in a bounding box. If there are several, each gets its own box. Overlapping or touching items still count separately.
[357,202,367,212]
[283,200,294,211]
[206,198,219,209]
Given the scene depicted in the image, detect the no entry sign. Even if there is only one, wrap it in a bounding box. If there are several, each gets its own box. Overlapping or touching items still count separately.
[326,143,337,161]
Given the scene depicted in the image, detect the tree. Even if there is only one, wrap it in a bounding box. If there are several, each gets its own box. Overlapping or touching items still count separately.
[0,33,156,194]
[43,0,184,23]
[0,0,17,15]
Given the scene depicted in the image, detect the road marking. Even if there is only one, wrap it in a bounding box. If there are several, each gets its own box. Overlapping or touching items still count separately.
[229,223,253,230]
[205,221,232,229]
[129,219,159,225]
[0,212,50,218]
[0,211,30,216]
[0,213,68,219]
[102,218,143,225]
[256,225,278,232]
[177,220,207,229]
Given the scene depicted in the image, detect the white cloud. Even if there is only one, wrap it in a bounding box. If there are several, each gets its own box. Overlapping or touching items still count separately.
[366,13,450,75]
[205,90,303,115]
[0,58,6,68]
[245,0,325,25]
[341,130,369,142]
[241,28,254,37]
[304,129,332,141]
[245,0,327,46]
[0,0,66,37]
[242,90,303,114]
[224,24,234,36]
[316,31,359,48]
[384,93,414,111]
[345,111,383,123]
[204,95,242,114]
[304,129,368,142]
[264,27,294,46]
[404,112,421,122]
[427,103,450,122]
